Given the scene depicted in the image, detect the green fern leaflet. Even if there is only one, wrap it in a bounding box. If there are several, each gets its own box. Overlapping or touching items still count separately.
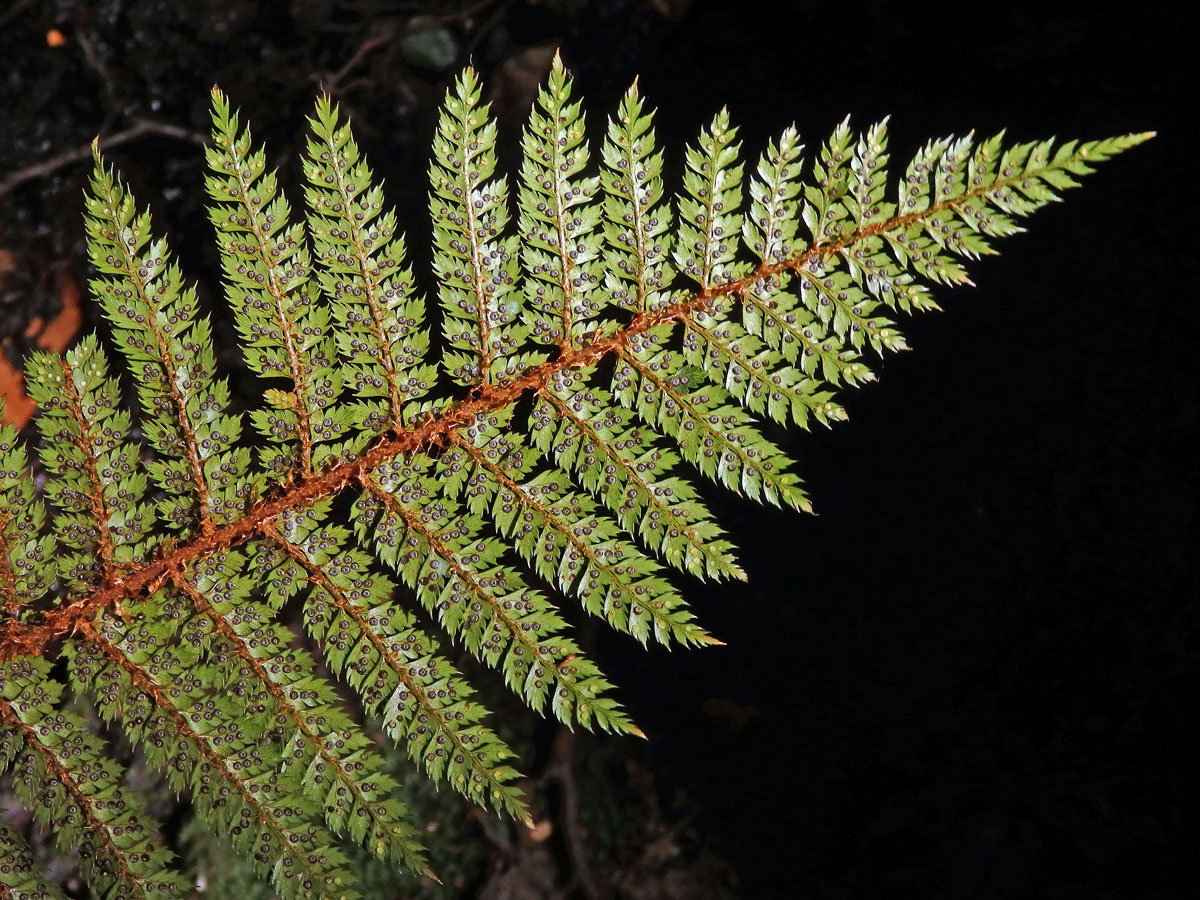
[0,53,1148,899]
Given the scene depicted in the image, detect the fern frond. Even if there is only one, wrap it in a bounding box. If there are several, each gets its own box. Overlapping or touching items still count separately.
[355,458,638,735]
[530,369,743,581]
[442,409,712,646]
[67,603,362,900]
[676,108,745,290]
[614,325,812,510]
[518,51,605,348]
[206,88,347,476]
[178,549,430,875]
[26,339,152,585]
[0,55,1150,900]
[258,505,528,821]
[85,156,249,535]
[601,80,675,314]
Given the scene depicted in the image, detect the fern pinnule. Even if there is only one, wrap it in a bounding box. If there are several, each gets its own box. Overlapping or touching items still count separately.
[430,68,528,387]
[601,80,675,315]
[441,408,712,647]
[0,403,57,619]
[0,50,1150,899]
[519,49,605,349]
[85,156,248,536]
[64,611,363,900]
[260,504,529,822]
[303,97,436,435]
[354,450,638,735]
[531,367,745,582]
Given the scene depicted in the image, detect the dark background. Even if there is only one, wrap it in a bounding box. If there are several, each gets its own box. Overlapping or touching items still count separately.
[1,2,1195,898]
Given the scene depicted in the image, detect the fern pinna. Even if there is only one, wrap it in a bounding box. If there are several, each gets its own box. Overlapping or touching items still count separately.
[0,53,1147,899]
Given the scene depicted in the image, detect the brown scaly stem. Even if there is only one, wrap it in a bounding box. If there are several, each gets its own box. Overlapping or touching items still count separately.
[0,195,982,664]
[0,520,17,617]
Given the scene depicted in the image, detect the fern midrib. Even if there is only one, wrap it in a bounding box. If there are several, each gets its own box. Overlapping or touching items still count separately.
[696,138,727,289]
[0,516,17,615]
[0,167,1043,663]
[0,697,147,893]
[454,109,496,384]
[620,127,653,312]
[548,128,578,350]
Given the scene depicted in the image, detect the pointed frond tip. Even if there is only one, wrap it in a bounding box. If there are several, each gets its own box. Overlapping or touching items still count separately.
[0,56,1149,900]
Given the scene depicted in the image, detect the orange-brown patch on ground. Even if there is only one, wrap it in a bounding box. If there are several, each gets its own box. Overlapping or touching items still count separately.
[0,256,83,427]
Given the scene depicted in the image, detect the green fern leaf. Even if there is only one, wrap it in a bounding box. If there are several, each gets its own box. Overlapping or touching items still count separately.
[207,88,346,476]
[0,53,1150,900]
[85,156,250,533]
[518,51,605,348]
[442,408,711,646]
[303,97,436,434]
[601,80,676,315]
[181,548,430,874]
[354,454,638,735]
[260,502,528,821]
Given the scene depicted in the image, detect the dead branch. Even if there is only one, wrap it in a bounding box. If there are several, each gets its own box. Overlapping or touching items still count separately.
[0,120,208,200]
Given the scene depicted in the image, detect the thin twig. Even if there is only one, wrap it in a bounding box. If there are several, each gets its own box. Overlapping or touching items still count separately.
[547,728,605,900]
[467,806,516,855]
[0,120,208,199]
[74,28,120,131]
[462,0,517,59]
[323,26,397,92]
